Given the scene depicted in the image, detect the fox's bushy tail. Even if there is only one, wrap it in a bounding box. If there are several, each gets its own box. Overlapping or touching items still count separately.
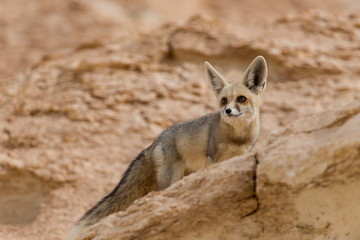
[67,147,157,240]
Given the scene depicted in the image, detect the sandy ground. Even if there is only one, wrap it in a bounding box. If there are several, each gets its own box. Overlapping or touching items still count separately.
[1,1,360,239]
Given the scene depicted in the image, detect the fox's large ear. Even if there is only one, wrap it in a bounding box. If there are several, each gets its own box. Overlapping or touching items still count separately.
[205,62,229,95]
[243,56,267,94]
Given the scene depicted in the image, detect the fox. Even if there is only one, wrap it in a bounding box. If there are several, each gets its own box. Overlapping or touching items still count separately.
[67,56,267,240]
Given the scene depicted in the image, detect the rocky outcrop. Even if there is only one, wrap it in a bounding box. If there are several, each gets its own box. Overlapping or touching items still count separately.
[1,2,360,239]
[256,101,360,240]
[81,101,360,240]
[82,154,257,240]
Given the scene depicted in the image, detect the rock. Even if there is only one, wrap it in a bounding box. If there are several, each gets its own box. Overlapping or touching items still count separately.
[255,100,360,240]
[81,101,360,240]
[81,154,257,240]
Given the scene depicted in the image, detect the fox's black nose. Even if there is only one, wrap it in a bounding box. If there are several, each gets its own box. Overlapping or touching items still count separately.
[225,108,232,115]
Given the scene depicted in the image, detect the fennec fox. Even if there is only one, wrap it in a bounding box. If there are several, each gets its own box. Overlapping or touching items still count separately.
[67,56,267,240]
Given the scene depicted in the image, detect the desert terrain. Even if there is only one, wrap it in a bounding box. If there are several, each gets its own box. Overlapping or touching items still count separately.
[0,0,360,239]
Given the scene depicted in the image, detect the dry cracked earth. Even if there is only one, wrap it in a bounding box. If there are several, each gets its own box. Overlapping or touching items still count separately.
[0,1,360,240]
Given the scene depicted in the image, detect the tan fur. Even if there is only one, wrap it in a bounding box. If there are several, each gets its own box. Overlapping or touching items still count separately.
[67,56,268,240]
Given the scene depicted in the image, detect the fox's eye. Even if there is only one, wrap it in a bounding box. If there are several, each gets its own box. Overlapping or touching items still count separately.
[221,97,228,105]
[237,96,247,103]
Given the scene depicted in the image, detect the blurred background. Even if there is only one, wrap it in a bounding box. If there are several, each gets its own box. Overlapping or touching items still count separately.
[1,0,359,81]
[1,1,360,239]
